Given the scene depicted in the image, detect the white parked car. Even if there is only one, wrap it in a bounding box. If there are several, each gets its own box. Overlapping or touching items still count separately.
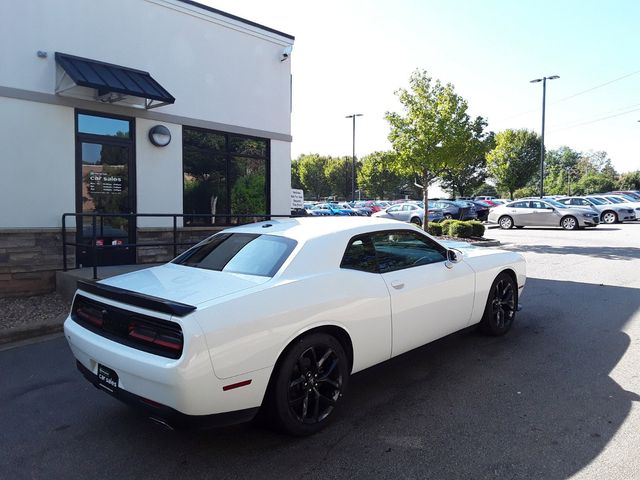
[488,198,600,229]
[64,217,526,435]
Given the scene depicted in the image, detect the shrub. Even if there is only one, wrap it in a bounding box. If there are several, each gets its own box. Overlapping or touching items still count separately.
[449,221,473,238]
[427,223,443,236]
[467,220,485,238]
[439,219,456,236]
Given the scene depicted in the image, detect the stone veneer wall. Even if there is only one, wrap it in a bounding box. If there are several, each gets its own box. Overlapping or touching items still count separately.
[0,227,226,297]
[136,227,225,264]
[0,229,76,297]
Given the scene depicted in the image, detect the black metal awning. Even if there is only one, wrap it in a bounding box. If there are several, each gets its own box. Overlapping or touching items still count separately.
[55,52,175,109]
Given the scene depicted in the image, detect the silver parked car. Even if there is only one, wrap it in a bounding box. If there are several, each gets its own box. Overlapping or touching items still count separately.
[557,196,636,224]
[488,198,600,230]
[372,202,444,225]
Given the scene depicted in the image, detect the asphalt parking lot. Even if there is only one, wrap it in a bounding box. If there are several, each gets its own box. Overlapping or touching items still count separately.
[1,223,639,479]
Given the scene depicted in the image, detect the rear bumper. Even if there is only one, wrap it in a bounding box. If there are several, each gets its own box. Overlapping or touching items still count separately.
[76,361,258,430]
[65,310,270,420]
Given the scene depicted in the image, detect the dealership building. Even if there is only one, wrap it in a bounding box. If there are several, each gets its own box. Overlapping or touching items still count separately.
[0,0,295,296]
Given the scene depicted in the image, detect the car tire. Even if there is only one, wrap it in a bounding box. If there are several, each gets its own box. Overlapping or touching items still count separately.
[479,272,518,336]
[601,211,618,224]
[498,215,513,229]
[561,215,578,230]
[444,214,453,220]
[410,217,422,226]
[265,333,349,436]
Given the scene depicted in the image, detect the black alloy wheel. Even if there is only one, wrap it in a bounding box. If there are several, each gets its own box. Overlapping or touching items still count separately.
[266,333,349,436]
[480,272,518,335]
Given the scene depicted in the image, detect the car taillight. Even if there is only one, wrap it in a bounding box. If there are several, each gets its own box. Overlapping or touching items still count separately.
[76,306,104,327]
[128,320,183,354]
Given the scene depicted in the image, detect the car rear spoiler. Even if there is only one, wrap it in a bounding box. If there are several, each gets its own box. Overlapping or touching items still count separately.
[76,280,197,317]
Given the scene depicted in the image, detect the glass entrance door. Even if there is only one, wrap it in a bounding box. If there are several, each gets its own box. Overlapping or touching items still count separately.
[75,112,135,267]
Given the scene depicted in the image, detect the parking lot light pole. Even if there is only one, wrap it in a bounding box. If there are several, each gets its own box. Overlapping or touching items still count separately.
[346,114,363,202]
[530,75,560,198]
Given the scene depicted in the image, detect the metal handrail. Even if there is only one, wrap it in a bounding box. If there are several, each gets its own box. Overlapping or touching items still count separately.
[62,212,306,280]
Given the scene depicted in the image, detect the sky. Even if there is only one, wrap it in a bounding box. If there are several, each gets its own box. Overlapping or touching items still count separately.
[205,0,639,174]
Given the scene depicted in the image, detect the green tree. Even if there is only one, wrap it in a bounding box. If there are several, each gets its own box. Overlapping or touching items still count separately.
[618,170,640,190]
[573,172,617,194]
[385,70,482,228]
[324,156,354,200]
[440,124,494,198]
[472,182,498,198]
[357,151,404,199]
[297,154,330,200]
[291,159,304,190]
[486,129,541,199]
[543,146,581,195]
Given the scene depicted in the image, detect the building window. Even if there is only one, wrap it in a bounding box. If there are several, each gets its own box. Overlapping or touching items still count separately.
[183,127,269,225]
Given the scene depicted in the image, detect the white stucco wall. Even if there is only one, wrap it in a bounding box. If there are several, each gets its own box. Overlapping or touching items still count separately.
[135,119,183,228]
[0,0,293,136]
[0,97,75,228]
[270,140,292,215]
[0,0,293,229]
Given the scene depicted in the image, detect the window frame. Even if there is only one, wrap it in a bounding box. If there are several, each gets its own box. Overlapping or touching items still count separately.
[340,229,449,275]
[182,125,271,226]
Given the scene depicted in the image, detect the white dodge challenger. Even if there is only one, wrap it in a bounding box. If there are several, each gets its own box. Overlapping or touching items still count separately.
[64,217,526,435]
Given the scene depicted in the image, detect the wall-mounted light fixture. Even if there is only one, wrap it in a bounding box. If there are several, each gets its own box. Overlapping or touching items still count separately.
[148,125,171,147]
[281,45,292,62]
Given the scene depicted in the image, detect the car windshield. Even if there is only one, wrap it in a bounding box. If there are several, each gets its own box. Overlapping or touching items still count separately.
[605,196,624,203]
[591,197,610,204]
[452,201,468,207]
[545,199,568,209]
[618,194,637,202]
[173,233,297,277]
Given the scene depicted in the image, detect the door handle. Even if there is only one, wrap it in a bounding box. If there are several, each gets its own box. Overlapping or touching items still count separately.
[390,280,404,290]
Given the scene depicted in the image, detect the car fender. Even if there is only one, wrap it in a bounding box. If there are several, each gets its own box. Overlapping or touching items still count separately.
[461,250,526,325]
[195,271,393,381]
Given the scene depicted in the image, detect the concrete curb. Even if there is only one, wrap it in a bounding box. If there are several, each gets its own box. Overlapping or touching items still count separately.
[0,311,67,346]
[471,239,501,247]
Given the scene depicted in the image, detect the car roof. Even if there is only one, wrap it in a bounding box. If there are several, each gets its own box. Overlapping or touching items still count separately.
[222,217,414,243]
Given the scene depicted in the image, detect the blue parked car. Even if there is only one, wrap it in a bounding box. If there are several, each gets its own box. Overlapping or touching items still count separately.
[314,203,354,216]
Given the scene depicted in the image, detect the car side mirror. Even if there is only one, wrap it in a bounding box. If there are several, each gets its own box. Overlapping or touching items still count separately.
[446,248,462,266]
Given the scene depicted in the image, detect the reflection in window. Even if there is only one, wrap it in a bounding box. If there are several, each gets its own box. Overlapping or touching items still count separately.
[229,136,267,156]
[78,114,130,138]
[183,149,228,225]
[183,127,268,225]
[371,231,446,273]
[183,128,225,151]
[80,142,129,237]
[230,156,266,216]
[341,238,378,273]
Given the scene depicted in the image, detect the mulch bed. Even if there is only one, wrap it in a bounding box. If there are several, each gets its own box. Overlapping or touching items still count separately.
[0,293,70,331]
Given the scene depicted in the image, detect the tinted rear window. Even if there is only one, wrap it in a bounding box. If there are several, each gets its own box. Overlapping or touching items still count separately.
[173,233,297,277]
